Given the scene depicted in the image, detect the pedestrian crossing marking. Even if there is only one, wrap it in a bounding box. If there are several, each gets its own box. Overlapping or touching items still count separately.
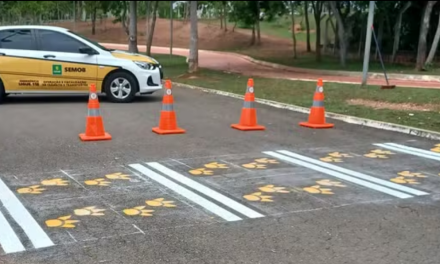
[45,215,79,228]
[84,178,111,186]
[105,173,131,180]
[123,207,155,217]
[258,185,290,193]
[74,206,106,216]
[145,198,177,207]
[17,185,46,194]
[243,192,273,202]
[41,178,69,186]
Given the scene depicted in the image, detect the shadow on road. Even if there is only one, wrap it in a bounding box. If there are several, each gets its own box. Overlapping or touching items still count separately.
[1,94,162,105]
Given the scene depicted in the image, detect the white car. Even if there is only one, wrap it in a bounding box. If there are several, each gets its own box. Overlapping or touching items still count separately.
[0,25,163,103]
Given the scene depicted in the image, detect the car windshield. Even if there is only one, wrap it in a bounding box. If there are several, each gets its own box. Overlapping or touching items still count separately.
[68,30,114,52]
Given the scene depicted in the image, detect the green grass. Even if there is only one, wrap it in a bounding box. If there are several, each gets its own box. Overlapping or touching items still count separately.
[155,53,440,133]
[243,53,440,75]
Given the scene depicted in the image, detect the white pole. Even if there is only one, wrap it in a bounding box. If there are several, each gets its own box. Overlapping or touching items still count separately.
[361,1,375,87]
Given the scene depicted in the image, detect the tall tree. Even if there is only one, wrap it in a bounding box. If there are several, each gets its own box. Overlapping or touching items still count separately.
[84,1,100,35]
[289,1,297,59]
[146,1,159,56]
[415,1,437,71]
[128,1,138,53]
[188,0,198,73]
[329,1,355,68]
[391,2,411,63]
[311,1,324,61]
[222,1,228,32]
[425,8,440,66]
[304,1,311,52]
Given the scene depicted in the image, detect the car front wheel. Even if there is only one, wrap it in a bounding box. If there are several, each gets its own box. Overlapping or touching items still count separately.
[104,71,138,103]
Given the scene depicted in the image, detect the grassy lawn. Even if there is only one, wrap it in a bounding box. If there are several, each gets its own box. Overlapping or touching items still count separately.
[155,53,440,133]
[240,52,440,76]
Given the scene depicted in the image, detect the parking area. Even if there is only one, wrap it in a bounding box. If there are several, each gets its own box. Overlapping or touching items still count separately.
[1,85,440,264]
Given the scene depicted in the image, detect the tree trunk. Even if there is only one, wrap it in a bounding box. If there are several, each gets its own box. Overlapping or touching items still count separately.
[146,1,159,56]
[146,0,150,51]
[375,15,384,60]
[188,1,198,73]
[416,1,436,71]
[425,11,440,66]
[220,8,223,29]
[256,1,261,45]
[91,7,97,35]
[312,2,323,62]
[290,1,297,59]
[223,1,227,31]
[323,16,330,53]
[329,1,346,67]
[128,1,138,53]
[232,21,237,32]
[304,1,311,52]
[391,2,411,63]
[358,17,365,59]
[251,23,256,45]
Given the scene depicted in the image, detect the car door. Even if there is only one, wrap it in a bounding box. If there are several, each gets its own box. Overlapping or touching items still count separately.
[35,29,98,92]
[0,28,41,92]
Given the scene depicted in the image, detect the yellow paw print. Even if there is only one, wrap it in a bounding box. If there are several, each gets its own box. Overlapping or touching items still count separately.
[320,156,343,163]
[371,149,394,155]
[398,171,427,178]
[17,185,46,194]
[254,158,279,164]
[105,173,130,180]
[45,215,79,228]
[302,185,334,195]
[390,177,420,185]
[242,162,267,169]
[328,152,353,158]
[430,144,440,152]
[243,192,273,202]
[41,178,69,186]
[315,179,346,187]
[74,206,106,216]
[204,162,228,169]
[123,206,154,217]
[189,168,214,176]
[258,185,290,193]
[84,178,111,186]
[364,153,389,159]
[145,198,176,208]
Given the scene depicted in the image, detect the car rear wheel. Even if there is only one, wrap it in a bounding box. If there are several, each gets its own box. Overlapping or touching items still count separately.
[104,71,138,103]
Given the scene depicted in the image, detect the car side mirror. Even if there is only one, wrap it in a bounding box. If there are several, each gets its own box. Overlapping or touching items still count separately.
[79,47,96,55]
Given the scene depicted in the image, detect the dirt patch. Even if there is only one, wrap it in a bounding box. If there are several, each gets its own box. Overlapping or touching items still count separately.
[346,99,439,112]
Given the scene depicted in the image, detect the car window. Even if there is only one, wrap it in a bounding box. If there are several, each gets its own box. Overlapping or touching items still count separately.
[37,29,88,53]
[0,29,36,50]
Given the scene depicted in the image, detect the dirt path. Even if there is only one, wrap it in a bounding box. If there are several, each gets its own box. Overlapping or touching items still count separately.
[102,43,440,89]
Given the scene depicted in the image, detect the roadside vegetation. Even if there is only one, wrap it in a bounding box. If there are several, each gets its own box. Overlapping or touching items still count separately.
[157,54,440,133]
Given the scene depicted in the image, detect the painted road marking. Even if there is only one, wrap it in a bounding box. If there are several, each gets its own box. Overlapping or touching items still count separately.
[0,177,54,250]
[0,211,25,254]
[275,150,429,197]
[145,162,265,219]
[375,143,440,162]
[129,163,243,222]
[263,151,416,199]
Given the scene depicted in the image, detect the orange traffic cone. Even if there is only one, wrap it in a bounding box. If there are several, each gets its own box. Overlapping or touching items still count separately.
[152,80,186,135]
[231,78,265,131]
[79,83,112,141]
[299,78,334,129]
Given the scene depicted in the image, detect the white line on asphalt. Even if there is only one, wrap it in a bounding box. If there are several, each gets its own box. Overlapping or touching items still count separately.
[146,162,265,219]
[375,143,440,162]
[263,151,414,199]
[276,150,429,196]
[129,164,243,222]
[0,210,25,254]
[0,177,54,250]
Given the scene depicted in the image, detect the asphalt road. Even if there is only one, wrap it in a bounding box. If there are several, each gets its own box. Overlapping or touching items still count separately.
[1,87,440,264]
[102,43,440,89]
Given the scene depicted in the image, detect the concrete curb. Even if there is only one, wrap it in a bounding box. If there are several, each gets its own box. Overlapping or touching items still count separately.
[174,82,440,141]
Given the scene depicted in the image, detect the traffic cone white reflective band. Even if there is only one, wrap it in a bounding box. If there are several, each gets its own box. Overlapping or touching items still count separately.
[161,103,174,111]
[312,100,325,107]
[242,101,255,109]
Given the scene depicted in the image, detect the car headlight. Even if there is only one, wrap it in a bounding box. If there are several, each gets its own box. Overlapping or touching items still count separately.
[133,61,157,70]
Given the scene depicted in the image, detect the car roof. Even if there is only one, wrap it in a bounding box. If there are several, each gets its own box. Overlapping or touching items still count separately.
[0,25,68,32]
